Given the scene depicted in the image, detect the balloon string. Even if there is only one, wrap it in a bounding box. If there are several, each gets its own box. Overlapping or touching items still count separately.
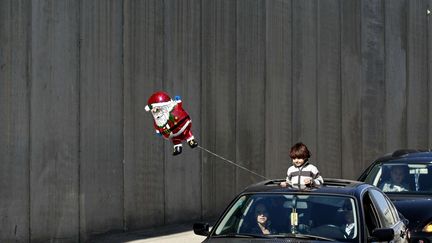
[197,145,270,180]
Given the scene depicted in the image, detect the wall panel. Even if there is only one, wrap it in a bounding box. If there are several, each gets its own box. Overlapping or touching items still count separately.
[361,0,386,167]
[292,0,318,159]
[79,0,124,240]
[341,0,362,179]
[264,0,293,179]
[316,0,341,177]
[0,0,30,242]
[201,0,237,218]
[30,0,80,241]
[236,0,266,191]
[163,0,202,224]
[123,0,165,230]
[385,0,408,151]
[407,0,429,148]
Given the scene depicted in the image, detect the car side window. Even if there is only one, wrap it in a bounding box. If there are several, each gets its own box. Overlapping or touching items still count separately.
[362,192,381,234]
[369,189,397,227]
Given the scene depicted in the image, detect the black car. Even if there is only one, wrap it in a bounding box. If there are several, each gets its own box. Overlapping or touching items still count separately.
[194,178,409,242]
[358,149,432,243]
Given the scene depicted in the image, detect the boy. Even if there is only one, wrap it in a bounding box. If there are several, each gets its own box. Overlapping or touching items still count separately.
[280,142,323,187]
[381,165,409,192]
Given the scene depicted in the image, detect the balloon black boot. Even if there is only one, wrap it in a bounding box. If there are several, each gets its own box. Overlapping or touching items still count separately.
[173,145,182,156]
[188,139,198,148]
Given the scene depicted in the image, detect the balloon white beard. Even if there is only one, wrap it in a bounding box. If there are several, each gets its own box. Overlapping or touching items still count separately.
[152,105,171,127]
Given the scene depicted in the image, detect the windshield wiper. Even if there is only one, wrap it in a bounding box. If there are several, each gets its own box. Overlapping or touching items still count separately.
[271,233,336,241]
[213,233,272,238]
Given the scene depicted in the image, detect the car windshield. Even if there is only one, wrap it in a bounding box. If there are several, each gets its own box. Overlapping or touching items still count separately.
[213,193,358,241]
[364,162,432,193]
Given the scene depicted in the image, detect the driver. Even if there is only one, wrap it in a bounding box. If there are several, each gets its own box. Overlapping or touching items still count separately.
[340,204,355,238]
[381,166,409,192]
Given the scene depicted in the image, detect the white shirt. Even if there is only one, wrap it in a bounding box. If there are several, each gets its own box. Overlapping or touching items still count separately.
[381,183,408,192]
[286,163,323,186]
[345,223,355,238]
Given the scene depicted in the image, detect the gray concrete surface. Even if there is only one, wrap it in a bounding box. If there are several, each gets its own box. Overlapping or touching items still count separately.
[2,0,432,242]
[88,223,207,243]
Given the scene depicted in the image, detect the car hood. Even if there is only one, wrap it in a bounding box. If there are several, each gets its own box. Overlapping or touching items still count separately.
[203,238,346,243]
[388,194,432,230]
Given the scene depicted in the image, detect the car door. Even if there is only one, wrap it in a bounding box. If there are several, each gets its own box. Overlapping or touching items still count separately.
[368,189,408,242]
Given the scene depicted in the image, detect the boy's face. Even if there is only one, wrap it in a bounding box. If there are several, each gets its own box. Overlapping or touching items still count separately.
[292,158,305,167]
[390,167,404,184]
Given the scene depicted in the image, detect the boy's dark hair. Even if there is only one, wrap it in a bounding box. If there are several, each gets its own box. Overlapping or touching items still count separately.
[289,142,311,160]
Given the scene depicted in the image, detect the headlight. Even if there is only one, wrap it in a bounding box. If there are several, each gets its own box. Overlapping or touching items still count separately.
[423,222,432,233]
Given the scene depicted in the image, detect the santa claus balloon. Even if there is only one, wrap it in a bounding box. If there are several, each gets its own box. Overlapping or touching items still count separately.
[145,91,198,155]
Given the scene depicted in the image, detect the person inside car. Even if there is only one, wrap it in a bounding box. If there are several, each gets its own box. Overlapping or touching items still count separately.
[239,201,276,235]
[280,142,323,187]
[340,203,355,238]
[381,165,409,192]
[250,203,275,235]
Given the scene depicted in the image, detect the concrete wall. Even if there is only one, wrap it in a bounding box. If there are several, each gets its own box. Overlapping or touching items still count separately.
[1,0,432,242]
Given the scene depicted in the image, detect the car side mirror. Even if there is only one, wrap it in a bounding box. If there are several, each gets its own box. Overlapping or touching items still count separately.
[193,222,210,236]
[369,228,394,242]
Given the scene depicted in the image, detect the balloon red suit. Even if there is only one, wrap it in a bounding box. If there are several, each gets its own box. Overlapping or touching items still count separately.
[145,91,198,155]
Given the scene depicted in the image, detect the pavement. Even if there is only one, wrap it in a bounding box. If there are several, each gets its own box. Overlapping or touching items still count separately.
[87,223,208,243]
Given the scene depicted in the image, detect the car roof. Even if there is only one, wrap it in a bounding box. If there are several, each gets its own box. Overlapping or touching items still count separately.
[241,178,368,196]
[373,149,432,164]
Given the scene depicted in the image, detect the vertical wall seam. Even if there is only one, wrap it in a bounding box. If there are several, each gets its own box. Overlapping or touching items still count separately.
[213,1,218,214]
[315,0,319,162]
[77,0,82,241]
[405,0,409,148]
[162,0,167,226]
[427,0,431,149]
[122,0,126,232]
[27,0,33,241]
[199,1,204,220]
[263,0,267,178]
[339,0,343,177]
[234,0,238,190]
[426,0,431,150]
[383,0,387,151]
[360,0,364,169]
[291,0,294,145]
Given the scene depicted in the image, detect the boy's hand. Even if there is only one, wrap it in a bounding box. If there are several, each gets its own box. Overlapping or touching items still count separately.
[304,178,312,185]
[280,181,288,187]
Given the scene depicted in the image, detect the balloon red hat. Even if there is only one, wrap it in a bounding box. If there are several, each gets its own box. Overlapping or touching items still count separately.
[145,91,172,112]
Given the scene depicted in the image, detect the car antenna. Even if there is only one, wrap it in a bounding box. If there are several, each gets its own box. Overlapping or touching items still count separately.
[197,145,270,180]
